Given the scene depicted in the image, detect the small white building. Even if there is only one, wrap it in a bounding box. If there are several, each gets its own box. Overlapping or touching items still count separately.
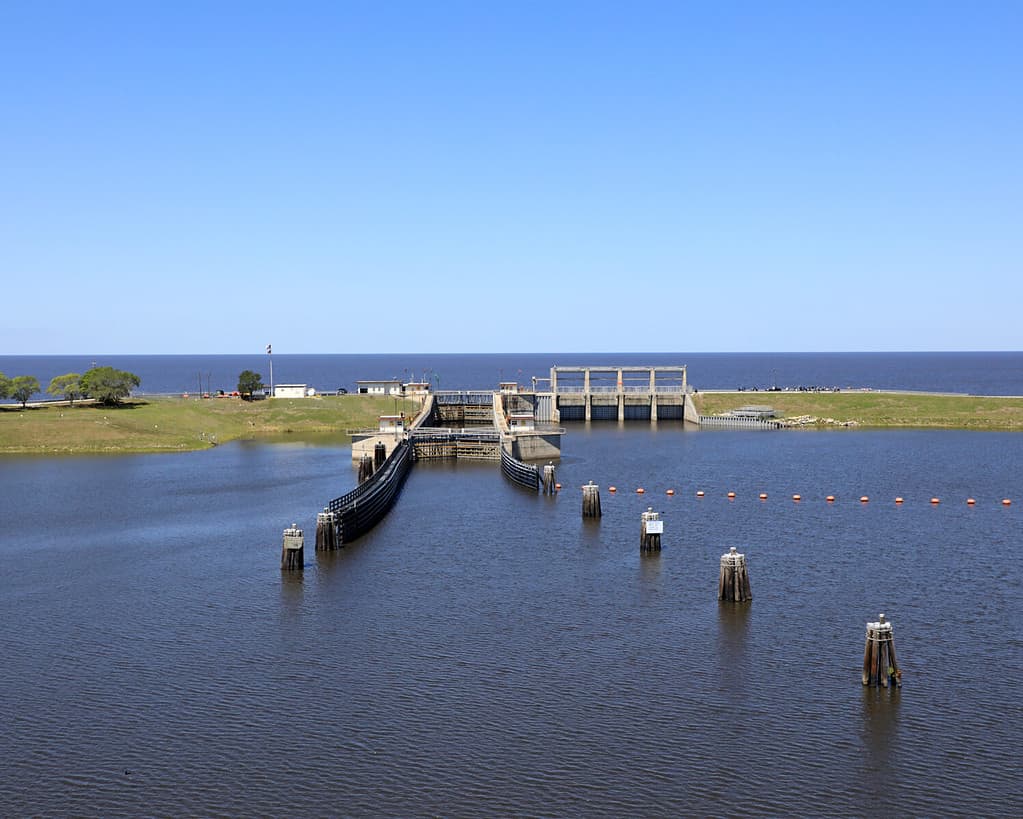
[274,384,308,399]
[378,414,405,435]
[403,381,431,398]
[357,379,403,396]
[499,381,520,394]
[508,412,535,432]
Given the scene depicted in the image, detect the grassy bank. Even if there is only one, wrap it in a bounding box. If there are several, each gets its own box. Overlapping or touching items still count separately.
[693,391,1023,430]
[0,395,418,455]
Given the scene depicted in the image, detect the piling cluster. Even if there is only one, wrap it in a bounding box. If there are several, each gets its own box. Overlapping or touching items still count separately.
[315,509,339,551]
[374,442,387,469]
[280,524,304,570]
[358,454,375,483]
[718,547,752,602]
[862,613,902,688]
[582,481,601,518]
[640,507,662,552]
[542,462,557,495]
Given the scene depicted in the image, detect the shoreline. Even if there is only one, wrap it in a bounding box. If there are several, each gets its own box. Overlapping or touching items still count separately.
[3,390,1023,456]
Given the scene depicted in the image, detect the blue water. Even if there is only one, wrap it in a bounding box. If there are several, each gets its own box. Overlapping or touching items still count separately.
[1,427,1021,816]
[3,351,1023,401]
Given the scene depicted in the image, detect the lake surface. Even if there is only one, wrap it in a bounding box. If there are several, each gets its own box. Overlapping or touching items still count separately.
[1,425,1021,816]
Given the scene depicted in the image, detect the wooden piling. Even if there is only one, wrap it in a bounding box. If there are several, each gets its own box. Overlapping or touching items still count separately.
[862,613,901,687]
[374,442,387,469]
[582,481,601,518]
[718,546,752,601]
[281,524,304,570]
[542,462,557,495]
[358,453,375,483]
[315,509,338,551]
[640,507,662,552]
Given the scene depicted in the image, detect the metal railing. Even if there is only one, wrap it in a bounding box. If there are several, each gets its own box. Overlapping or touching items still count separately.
[699,415,782,430]
[433,391,495,406]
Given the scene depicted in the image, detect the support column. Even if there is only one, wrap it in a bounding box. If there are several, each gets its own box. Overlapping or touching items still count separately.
[584,368,591,421]
[617,368,625,421]
[650,368,658,422]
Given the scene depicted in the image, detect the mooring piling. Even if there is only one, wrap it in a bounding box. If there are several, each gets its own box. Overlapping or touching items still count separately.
[281,523,304,570]
[358,453,375,483]
[374,442,387,469]
[640,507,662,552]
[862,613,902,688]
[582,481,602,518]
[542,462,557,495]
[718,546,752,602]
[315,509,338,551]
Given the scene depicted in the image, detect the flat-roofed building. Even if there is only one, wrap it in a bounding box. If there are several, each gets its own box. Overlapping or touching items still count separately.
[357,379,403,396]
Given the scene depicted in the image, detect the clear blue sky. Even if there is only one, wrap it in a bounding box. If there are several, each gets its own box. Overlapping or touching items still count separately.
[2,1,1020,354]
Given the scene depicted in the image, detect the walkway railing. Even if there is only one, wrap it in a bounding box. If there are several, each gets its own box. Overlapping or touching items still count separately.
[434,391,494,406]
[699,415,782,430]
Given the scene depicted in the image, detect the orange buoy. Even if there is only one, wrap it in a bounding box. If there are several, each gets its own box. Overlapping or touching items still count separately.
[792,494,801,502]
[966,497,975,505]
[759,493,768,500]
[1003,498,1012,506]
[826,495,835,503]
[609,486,617,493]
[555,483,561,491]
[636,487,645,494]
[727,491,736,499]
[696,490,705,497]
[930,497,940,504]
[895,497,904,504]
[860,496,869,503]
[666,488,675,496]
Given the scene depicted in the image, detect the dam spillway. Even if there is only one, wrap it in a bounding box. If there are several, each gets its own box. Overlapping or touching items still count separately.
[543,365,700,424]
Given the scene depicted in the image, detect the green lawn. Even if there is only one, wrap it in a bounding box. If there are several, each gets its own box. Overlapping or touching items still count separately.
[693,391,1023,429]
[0,395,418,454]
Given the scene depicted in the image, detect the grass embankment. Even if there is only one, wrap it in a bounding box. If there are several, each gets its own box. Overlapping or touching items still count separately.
[694,391,1023,430]
[0,395,418,455]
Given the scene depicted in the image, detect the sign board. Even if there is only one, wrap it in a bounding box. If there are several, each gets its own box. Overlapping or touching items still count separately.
[645,520,664,534]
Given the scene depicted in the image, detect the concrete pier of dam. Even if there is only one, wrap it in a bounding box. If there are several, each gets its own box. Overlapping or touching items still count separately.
[541,365,700,425]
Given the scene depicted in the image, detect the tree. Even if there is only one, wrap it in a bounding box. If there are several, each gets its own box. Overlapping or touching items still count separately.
[10,375,41,408]
[47,373,83,405]
[80,366,141,406]
[0,372,10,399]
[237,370,263,399]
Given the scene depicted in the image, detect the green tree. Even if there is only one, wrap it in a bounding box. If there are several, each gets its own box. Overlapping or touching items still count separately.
[47,373,83,405]
[10,375,41,408]
[237,370,264,399]
[0,372,10,399]
[80,366,141,406]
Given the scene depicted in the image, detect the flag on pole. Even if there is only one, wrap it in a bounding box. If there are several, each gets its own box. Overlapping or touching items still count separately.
[266,344,272,355]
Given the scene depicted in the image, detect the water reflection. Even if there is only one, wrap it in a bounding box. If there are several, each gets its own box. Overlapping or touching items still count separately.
[860,686,901,766]
[279,567,305,615]
[638,549,662,593]
[716,602,752,695]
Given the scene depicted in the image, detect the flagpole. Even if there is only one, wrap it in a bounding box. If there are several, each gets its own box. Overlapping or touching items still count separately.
[267,344,273,398]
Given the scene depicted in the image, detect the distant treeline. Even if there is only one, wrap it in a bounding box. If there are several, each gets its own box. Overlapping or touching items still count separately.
[0,366,141,408]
